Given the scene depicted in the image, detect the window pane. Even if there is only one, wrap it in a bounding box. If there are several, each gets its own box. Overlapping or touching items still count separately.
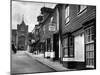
[63,38,69,57]
[69,37,73,46]
[88,59,90,65]
[69,47,73,57]
[65,6,69,18]
[86,45,90,51]
[66,17,69,23]
[92,59,94,66]
[80,5,87,12]
[65,6,69,23]
[90,51,93,58]
[51,17,54,23]
[86,28,90,35]
[64,48,68,56]
[91,26,95,35]
[91,34,94,41]
[85,36,88,44]
[63,38,68,47]
[90,59,94,66]
[63,39,66,47]
[88,36,90,42]
[86,44,95,66]
[85,29,88,35]
[86,52,88,58]
[90,44,94,51]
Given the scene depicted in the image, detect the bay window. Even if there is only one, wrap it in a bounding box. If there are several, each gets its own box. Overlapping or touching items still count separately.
[63,34,74,57]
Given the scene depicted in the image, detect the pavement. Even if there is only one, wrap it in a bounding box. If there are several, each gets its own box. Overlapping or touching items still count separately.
[25,51,71,72]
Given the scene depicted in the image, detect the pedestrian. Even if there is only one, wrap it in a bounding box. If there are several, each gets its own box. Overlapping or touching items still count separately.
[12,44,16,54]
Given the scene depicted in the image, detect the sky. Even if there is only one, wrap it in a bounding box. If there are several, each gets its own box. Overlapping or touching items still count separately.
[12,0,56,32]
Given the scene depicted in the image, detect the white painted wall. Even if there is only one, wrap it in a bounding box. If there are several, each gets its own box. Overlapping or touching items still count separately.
[74,33,85,61]
[63,33,85,62]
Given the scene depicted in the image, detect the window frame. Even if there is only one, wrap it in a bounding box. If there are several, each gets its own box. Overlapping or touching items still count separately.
[77,5,87,15]
[62,34,74,58]
[65,6,70,24]
[85,26,95,68]
[43,25,45,35]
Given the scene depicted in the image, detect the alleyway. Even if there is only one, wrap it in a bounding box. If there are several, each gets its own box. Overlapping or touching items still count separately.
[11,51,56,74]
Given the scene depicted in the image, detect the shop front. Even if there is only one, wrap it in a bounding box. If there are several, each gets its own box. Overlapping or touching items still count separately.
[83,18,96,69]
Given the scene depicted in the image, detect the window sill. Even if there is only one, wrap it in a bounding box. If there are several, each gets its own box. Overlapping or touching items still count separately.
[85,41,94,44]
[63,55,74,58]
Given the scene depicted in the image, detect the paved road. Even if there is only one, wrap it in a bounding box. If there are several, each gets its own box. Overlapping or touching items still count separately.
[11,51,55,74]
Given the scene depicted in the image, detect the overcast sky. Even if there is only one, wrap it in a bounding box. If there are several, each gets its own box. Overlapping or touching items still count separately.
[12,0,56,32]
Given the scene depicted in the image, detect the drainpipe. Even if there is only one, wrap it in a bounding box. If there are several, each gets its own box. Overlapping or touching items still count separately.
[58,4,63,64]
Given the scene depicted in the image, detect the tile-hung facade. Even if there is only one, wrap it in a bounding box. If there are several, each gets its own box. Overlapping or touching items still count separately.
[39,7,60,60]
[60,4,96,69]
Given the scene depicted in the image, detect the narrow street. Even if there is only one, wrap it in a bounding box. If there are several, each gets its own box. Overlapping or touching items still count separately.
[11,1,96,74]
[11,51,55,74]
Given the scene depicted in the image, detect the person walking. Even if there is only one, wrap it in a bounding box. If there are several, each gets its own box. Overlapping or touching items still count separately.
[12,44,16,54]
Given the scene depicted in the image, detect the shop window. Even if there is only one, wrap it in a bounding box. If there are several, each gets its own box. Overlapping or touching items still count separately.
[65,6,70,24]
[85,26,95,68]
[85,26,94,44]
[69,36,74,57]
[63,35,74,57]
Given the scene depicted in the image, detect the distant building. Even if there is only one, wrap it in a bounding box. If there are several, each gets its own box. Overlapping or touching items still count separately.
[12,29,17,46]
[11,16,28,51]
[16,17,28,50]
[38,6,59,60]
[33,24,40,54]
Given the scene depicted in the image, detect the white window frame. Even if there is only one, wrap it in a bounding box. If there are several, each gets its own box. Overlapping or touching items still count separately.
[51,17,54,23]
[63,38,68,57]
[63,36,74,57]
[80,5,87,12]
[78,5,87,15]
[65,6,70,24]
[85,26,95,68]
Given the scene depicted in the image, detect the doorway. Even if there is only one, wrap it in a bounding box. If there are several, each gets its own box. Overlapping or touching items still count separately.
[53,33,59,60]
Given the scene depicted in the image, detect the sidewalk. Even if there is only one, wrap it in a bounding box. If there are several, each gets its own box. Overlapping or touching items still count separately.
[26,52,73,71]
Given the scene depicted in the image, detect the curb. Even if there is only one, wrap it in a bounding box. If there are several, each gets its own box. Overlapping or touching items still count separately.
[34,59,57,72]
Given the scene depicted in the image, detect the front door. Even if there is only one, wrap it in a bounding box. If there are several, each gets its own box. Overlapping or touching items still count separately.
[53,34,59,60]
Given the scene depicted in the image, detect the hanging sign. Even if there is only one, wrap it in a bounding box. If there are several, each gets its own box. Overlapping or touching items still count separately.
[48,23,56,31]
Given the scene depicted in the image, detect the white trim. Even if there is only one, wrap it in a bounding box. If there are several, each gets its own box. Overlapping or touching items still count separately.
[63,57,85,62]
[86,65,94,68]
[59,35,61,58]
[57,8,59,31]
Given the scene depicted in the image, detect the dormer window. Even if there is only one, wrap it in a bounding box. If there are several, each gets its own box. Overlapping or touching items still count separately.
[78,5,87,15]
[65,6,70,24]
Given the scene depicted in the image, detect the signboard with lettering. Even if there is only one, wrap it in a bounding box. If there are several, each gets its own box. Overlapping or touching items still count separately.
[48,23,56,31]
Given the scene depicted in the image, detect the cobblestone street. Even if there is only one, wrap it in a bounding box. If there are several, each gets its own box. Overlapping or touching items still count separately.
[11,51,56,74]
